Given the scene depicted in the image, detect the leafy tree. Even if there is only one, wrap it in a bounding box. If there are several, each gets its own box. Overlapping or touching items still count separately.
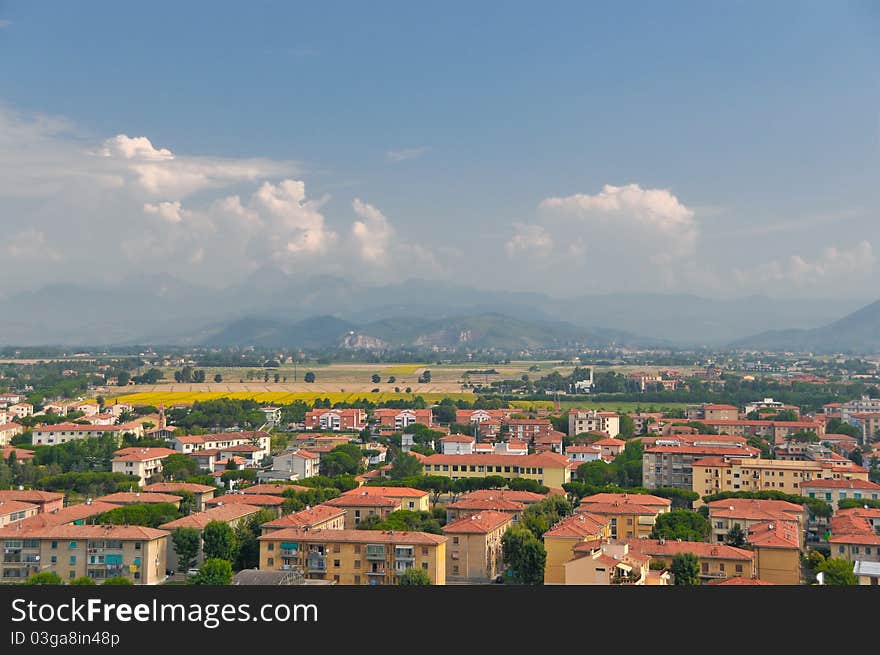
[320,444,365,477]
[25,571,64,585]
[398,567,432,585]
[670,552,700,586]
[102,577,134,585]
[372,373,381,383]
[94,502,181,528]
[618,414,636,438]
[390,453,423,480]
[162,453,201,480]
[650,510,711,542]
[520,495,572,539]
[501,525,546,585]
[816,557,857,585]
[234,509,277,570]
[117,371,131,386]
[826,418,861,439]
[838,497,880,510]
[171,527,202,572]
[70,576,96,585]
[202,520,237,561]
[304,372,316,383]
[725,523,747,548]
[358,510,443,534]
[193,369,207,383]
[190,558,233,585]
[214,374,223,383]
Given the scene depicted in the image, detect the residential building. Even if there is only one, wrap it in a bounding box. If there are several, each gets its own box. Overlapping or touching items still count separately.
[205,494,285,517]
[170,431,270,461]
[443,511,512,583]
[271,449,320,480]
[373,409,433,430]
[455,409,508,425]
[7,403,34,419]
[828,509,880,563]
[565,445,602,463]
[703,404,740,421]
[593,437,626,460]
[338,487,430,512]
[504,418,553,442]
[421,452,573,488]
[707,498,806,546]
[304,408,366,431]
[575,493,672,540]
[626,539,755,583]
[446,496,526,524]
[142,483,216,512]
[0,490,64,514]
[459,489,548,505]
[111,447,179,487]
[95,491,183,508]
[261,505,347,533]
[0,422,24,446]
[260,406,282,426]
[0,446,33,462]
[839,396,880,424]
[643,442,760,490]
[535,431,565,454]
[692,456,870,503]
[568,410,620,438]
[847,413,880,444]
[241,483,310,496]
[631,413,664,435]
[543,512,610,584]
[561,541,654,586]
[0,500,39,528]
[800,479,880,511]
[31,421,144,445]
[853,560,880,586]
[258,528,447,585]
[746,520,802,585]
[158,503,262,570]
[0,524,167,584]
[439,434,475,455]
[325,494,400,529]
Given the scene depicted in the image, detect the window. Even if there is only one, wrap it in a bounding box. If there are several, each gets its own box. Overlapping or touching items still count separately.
[715,522,724,529]
[69,571,75,579]
[51,541,57,549]
[838,546,845,554]
[134,542,141,550]
[354,575,360,584]
[452,565,459,574]
[334,560,340,567]
[333,575,340,583]
[719,563,725,572]
[50,556,57,564]
[735,564,743,573]
[333,544,340,553]
[421,547,428,555]
[267,557,274,566]
[69,541,77,550]
[268,543,274,551]
[354,560,360,569]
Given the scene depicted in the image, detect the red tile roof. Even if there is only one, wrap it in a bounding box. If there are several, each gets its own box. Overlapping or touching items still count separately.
[241,483,311,495]
[447,497,526,512]
[326,494,398,508]
[261,505,346,529]
[580,493,671,508]
[207,494,284,507]
[258,527,447,545]
[443,510,513,534]
[626,539,754,561]
[0,489,64,503]
[544,512,608,538]
[112,447,178,462]
[0,500,39,516]
[96,492,182,505]
[342,486,429,499]
[158,504,262,529]
[461,489,547,503]
[142,482,217,494]
[422,452,571,468]
[746,520,800,549]
[800,479,880,490]
[13,523,168,540]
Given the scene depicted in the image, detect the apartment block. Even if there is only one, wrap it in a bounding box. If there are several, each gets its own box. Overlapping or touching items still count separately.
[443,511,512,583]
[643,442,759,490]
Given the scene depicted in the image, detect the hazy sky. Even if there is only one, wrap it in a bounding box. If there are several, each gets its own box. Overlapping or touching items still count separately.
[1,1,879,299]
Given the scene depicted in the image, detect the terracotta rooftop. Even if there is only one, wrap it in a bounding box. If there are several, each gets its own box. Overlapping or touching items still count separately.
[626,539,754,561]
[0,489,64,503]
[261,505,346,529]
[258,527,448,545]
[142,482,217,494]
[443,510,513,534]
[544,512,608,538]
[447,497,526,512]
[96,492,183,505]
[158,504,263,530]
[241,483,311,495]
[207,494,285,507]
[460,489,547,503]
[326,494,398,508]
[580,493,671,508]
[13,523,168,540]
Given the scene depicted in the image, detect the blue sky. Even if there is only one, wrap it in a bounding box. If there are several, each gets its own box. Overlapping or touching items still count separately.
[1,1,878,298]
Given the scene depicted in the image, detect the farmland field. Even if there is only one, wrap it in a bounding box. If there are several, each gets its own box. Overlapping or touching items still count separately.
[509,400,689,412]
[106,391,476,407]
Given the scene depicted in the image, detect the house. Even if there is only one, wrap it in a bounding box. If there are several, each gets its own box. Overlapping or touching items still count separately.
[443,511,513,583]
[422,452,573,488]
[0,524,167,584]
[0,394,23,405]
[702,404,740,421]
[31,421,144,445]
[257,528,447,585]
[625,539,755,583]
[363,442,388,466]
[0,490,64,514]
[0,422,24,446]
[439,434,475,455]
[260,406,283,426]
[0,501,118,537]
[324,493,400,529]
[561,541,655,586]
[459,489,548,505]
[241,483,311,496]
[575,493,672,540]
[75,403,99,417]
[446,496,526,524]
[304,408,366,431]
[535,431,565,454]
[566,444,602,464]
[707,498,806,547]
[373,408,433,430]
[0,500,39,528]
[158,503,262,571]
[504,419,554,442]
[111,447,179,487]
[543,512,611,584]
[271,449,320,480]
[800,478,880,511]
[260,505,347,533]
[142,483,216,512]
[455,409,508,425]
[746,520,802,585]
[6,403,34,420]
[568,410,620,438]
[0,446,34,462]
[340,486,430,512]
[493,439,528,456]
[593,437,626,460]
[827,508,880,563]
[853,560,880,586]
[692,456,870,504]
[95,491,183,508]
[170,431,271,461]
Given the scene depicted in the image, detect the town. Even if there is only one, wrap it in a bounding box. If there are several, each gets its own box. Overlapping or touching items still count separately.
[1,353,878,587]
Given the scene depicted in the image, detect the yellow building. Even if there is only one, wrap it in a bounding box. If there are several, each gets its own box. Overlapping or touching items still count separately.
[261,504,347,533]
[626,539,755,583]
[339,487,431,513]
[325,494,400,529]
[543,512,611,584]
[576,493,672,540]
[692,456,870,505]
[258,528,447,585]
[421,453,572,489]
[0,524,167,584]
[746,520,802,585]
[707,498,806,547]
[143,482,217,512]
[443,511,513,583]
[0,500,39,528]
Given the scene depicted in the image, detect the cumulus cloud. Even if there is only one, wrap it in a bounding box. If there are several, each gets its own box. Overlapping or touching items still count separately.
[505,223,554,258]
[351,198,394,264]
[143,200,189,223]
[735,241,875,288]
[385,147,427,163]
[101,135,174,160]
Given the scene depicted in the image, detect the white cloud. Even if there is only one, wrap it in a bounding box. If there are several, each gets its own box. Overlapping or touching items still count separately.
[5,229,61,262]
[101,135,174,160]
[252,180,336,256]
[352,198,394,265]
[143,200,189,224]
[735,241,875,288]
[505,223,554,258]
[386,147,427,163]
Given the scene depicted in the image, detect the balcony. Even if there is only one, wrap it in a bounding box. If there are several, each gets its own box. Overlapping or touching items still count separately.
[280,549,297,557]
[699,571,727,579]
[366,568,387,576]
[306,553,326,572]
[365,545,386,560]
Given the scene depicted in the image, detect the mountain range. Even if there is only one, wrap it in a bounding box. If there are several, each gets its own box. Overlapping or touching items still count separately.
[0,270,871,351]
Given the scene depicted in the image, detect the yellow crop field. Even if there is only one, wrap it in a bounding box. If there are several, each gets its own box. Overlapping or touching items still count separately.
[106,391,474,406]
[380,365,425,375]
